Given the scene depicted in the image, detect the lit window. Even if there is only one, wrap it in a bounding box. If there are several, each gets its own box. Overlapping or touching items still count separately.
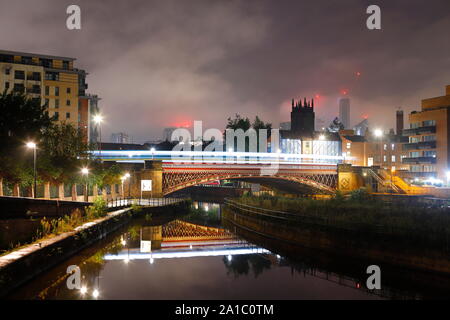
[346,142,351,149]
[391,144,395,150]
[391,155,396,162]
[383,155,387,162]
[383,144,387,151]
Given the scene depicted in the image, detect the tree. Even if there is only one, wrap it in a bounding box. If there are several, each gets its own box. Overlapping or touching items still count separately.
[327,117,345,133]
[0,90,53,153]
[226,114,251,131]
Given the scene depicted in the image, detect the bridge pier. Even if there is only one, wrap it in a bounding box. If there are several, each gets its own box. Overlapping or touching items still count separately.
[130,160,164,198]
[337,164,364,193]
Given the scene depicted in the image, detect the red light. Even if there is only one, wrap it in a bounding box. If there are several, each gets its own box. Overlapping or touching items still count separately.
[356,71,361,77]
[356,283,361,288]
[315,94,321,99]
[341,89,348,95]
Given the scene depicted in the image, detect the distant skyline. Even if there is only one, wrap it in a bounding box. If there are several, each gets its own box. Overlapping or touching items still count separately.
[1,0,449,142]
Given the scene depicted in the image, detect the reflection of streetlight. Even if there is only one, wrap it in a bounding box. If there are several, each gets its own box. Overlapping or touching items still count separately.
[227,255,232,262]
[81,168,89,202]
[26,142,37,198]
[92,289,99,299]
[80,286,87,295]
[93,114,103,159]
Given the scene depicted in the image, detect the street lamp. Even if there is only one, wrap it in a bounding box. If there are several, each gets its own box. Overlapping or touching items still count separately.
[26,142,37,198]
[81,167,89,202]
[93,114,103,159]
[391,167,396,193]
[150,147,155,160]
[121,173,131,198]
[374,129,383,167]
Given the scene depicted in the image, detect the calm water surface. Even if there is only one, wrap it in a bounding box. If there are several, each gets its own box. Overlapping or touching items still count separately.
[7,201,449,300]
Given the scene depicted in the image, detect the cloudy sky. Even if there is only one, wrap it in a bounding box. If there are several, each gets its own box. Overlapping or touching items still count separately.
[1,0,449,142]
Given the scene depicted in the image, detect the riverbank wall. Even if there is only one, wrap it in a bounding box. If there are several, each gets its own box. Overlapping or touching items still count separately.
[0,200,190,297]
[223,203,450,276]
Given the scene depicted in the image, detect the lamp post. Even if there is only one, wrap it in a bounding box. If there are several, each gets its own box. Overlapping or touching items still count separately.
[374,129,383,168]
[391,167,396,194]
[26,142,37,198]
[93,115,103,159]
[81,167,89,202]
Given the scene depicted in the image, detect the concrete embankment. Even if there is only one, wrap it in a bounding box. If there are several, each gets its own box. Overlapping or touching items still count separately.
[223,204,450,276]
[0,201,189,297]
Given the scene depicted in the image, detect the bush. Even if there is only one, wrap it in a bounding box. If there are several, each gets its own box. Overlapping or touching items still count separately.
[85,197,107,220]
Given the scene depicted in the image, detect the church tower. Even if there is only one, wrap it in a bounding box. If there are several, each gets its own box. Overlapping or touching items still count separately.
[290,97,315,137]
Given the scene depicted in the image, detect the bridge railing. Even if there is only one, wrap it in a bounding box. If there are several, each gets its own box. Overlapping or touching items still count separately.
[106,197,188,209]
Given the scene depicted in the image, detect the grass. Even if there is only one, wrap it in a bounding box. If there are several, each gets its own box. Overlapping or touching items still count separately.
[233,189,450,247]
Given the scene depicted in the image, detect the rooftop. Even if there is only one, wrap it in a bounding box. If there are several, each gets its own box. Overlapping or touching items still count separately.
[0,49,76,61]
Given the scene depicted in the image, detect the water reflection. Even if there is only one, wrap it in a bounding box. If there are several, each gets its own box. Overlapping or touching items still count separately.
[9,201,433,300]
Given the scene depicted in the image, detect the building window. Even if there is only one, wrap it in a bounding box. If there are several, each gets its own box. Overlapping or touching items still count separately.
[55,99,59,108]
[410,122,420,129]
[410,136,420,143]
[5,68,10,75]
[67,99,71,106]
[45,86,49,96]
[346,142,351,149]
[67,87,71,94]
[391,155,396,162]
[14,70,25,80]
[383,155,387,162]
[45,99,49,106]
[423,120,436,127]
[66,112,70,119]
[5,82,9,89]
[13,83,24,93]
[45,71,59,81]
[63,61,69,70]
[423,165,436,172]
[411,165,421,172]
[55,87,59,96]
[368,157,373,166]
[424,150,437,157]
[409,151,420,158]
[54,111,59,120]
[391,144,395,151]
[423,135,436,142]
[383,144,387,151]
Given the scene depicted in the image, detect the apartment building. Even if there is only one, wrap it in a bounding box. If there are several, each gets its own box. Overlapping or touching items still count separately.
[403,85,450,180]
[0,49,96,141]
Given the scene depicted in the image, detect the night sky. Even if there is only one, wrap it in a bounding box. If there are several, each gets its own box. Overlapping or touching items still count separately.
[1,0,449,142]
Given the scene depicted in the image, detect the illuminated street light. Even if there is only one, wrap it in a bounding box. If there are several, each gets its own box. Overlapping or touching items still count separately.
[26,141,37,198]
[374,129,383,137]
[319,134,325,141]
[92,289,99,299]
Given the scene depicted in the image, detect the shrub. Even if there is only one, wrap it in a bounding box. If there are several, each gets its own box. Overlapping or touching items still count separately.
[85,197,107,220]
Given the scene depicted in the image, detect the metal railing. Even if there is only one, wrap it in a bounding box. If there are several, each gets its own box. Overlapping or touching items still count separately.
[106,197,187,208]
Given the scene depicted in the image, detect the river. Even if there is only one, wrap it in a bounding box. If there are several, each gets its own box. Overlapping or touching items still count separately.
[5,201,449,300]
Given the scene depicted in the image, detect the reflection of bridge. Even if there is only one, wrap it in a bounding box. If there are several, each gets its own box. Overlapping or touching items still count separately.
[93,150,344,196]
[104,220,270,261]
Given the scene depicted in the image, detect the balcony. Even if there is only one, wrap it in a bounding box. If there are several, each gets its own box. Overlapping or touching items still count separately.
[402,156,437,164]
[403,140,436,150]
[403,125,436,136]
[27,75,41,81]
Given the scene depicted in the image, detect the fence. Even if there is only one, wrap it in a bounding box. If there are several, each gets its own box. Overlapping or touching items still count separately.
[224,198,450,251]
[106,197,188,209]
